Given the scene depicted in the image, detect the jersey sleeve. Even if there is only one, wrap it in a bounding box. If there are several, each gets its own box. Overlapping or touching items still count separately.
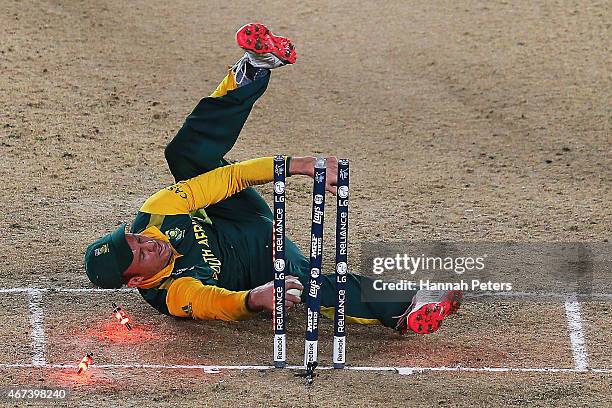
[140,157,276,215]
[166,276,254,321]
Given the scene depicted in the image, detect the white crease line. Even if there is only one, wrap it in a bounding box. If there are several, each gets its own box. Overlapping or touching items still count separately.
[27,290,46,366]
[393,366,588,374]
[0,363,610,374]
[564,294,589,371]
[470,291,612,300]
[0,288,38,293]
[52,288,134,293]
[0,288,135,293]
[0,364,37,368]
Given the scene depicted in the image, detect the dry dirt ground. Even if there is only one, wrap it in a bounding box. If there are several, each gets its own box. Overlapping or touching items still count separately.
[0,0,610,407]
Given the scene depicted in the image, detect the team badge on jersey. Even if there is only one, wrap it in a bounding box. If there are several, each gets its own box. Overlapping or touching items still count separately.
[165,227,185,242]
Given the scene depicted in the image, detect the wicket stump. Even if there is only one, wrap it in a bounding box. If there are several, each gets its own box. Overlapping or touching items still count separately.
[304,157,327,367]
[272,155,286,368]
[333,159,349,368]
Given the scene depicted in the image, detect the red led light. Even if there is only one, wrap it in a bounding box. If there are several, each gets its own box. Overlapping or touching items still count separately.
[77,353,93,374]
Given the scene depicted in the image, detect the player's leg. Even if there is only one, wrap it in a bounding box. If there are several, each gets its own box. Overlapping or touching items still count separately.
[164,71,270,182]
[317,274,413,329]
[164,23,296,221]
[317,274,462,334]
[280,240,414,329]
[281,240,461,334]
[165,22,296,181]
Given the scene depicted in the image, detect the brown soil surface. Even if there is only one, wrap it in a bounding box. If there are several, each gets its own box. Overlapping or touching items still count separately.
[0,0,610,406]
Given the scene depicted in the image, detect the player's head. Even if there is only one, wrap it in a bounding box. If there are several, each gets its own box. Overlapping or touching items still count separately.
[84,225,172,288]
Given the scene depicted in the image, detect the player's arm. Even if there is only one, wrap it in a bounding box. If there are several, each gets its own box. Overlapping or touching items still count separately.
[139,156,336,215]
[166,276,304,321]
[141,157,277,215]
[166,277,254,321]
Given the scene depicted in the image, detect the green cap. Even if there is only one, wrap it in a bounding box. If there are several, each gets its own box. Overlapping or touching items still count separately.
[84,224,133,289]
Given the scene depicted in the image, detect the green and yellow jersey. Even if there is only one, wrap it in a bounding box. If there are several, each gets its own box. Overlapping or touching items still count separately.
[130,157,286,321]
[124,70,409,329]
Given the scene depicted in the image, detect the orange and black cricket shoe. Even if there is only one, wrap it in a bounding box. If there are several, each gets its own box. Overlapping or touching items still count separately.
[395,290,463,335]
[236,23,297,65]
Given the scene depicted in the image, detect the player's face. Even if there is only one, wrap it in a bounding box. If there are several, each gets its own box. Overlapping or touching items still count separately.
[123,233,173,281]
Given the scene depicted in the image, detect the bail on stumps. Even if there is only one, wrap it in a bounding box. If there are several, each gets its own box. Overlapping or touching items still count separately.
[77,353,94,374]
[112,302,132,330]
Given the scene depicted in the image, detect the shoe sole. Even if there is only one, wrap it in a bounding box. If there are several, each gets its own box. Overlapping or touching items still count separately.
[407,291,463,334]
[236,23,297,64]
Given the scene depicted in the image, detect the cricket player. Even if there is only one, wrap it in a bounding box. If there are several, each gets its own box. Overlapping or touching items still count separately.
[83,23,462,335]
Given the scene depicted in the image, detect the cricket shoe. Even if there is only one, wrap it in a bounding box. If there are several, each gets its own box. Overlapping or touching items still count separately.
[236,23,297,66]
[231,52,273,85]
[395,290,463,335]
